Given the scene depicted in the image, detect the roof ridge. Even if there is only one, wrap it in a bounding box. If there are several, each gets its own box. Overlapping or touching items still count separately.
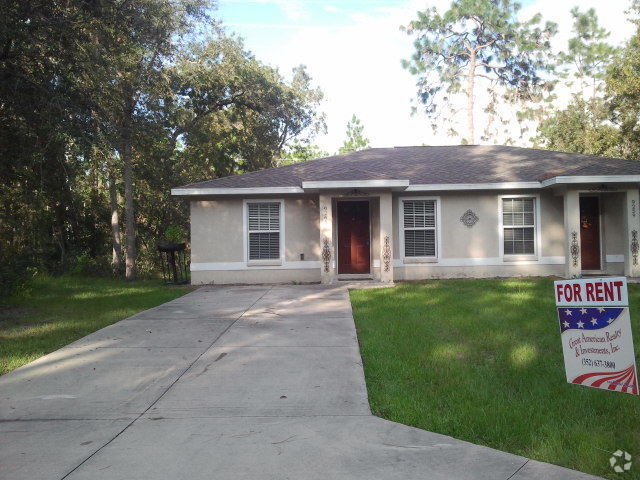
[174,145,640,191]
[178,148,393,188]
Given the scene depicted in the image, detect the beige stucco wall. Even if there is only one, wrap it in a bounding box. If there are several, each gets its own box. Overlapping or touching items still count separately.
[190,196,319,265]
[190,196,321,285]
[188,189,632,284]
[191,198,243,263]
[541,193,565,257]
[284,197,320,262]
[392,190,564,260]
[601,192,626,274]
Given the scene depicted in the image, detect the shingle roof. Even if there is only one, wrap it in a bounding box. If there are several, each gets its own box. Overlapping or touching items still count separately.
[177,145,640,189]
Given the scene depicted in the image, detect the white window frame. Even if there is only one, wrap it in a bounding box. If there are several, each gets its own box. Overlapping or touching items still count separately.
[399,196,442,263]
[498,194,541,261]
[243,199,285,266]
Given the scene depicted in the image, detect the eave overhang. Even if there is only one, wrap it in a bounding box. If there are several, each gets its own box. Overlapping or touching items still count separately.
[301,179,410,192]
[171,175,640,197]
[171,186,305,196]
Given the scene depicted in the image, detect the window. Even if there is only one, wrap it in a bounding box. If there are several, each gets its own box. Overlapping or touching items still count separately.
[502,197,536,255]
[247,202,281,260]
[402,199,437,257]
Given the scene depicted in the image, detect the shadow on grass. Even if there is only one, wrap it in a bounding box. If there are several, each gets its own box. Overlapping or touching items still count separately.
[0,275,191,375]
[350,277,640,479]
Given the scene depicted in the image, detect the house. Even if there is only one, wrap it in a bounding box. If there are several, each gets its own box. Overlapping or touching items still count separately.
[171,145,640,285]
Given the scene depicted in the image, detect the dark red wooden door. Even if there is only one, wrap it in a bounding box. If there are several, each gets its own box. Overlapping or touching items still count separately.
[337,201,370,274]
[580,196,601,270]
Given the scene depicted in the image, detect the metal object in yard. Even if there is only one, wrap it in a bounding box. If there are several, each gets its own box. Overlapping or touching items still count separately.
[158,242,189,284]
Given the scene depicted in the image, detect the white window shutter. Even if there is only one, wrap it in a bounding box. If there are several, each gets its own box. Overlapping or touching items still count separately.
[403,200,437,258]
[502,197,535,255]
[247,202,280,260]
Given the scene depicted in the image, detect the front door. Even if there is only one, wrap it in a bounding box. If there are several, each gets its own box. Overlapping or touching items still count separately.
[337,201,370,274]
[580,196,601,271]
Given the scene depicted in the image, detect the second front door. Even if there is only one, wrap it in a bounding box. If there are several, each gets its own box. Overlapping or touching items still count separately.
[337,201,371,274]
[580,196,601,271]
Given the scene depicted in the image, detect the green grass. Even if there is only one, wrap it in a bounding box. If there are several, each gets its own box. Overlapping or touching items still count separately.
[0,275,191,375]
[350,278,640,480]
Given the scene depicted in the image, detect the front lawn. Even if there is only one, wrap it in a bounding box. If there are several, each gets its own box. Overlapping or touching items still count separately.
[350,278,640,480]
[0,275,191,375]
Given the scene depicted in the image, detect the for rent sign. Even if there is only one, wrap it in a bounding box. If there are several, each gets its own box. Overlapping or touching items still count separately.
[554,277,638,395]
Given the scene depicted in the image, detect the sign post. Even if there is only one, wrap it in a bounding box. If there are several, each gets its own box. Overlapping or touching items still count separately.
[554,277,638,395]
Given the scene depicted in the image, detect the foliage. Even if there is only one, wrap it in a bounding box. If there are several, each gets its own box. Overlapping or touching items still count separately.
[535,96,621,157]
[278,142,329,165]
[163,225,187,243]
[402,0,557,144]
[69,254,112,277]
[534,5,640,160]
[607,8,640,160]
[338,114,370,154]
[0,253,36,298]
[0,275,189,375]
[350,278,640,479]
[0,1,324,288]
[558,7,620,94]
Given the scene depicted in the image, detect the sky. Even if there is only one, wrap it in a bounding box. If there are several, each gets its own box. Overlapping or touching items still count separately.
[216,0,636,152]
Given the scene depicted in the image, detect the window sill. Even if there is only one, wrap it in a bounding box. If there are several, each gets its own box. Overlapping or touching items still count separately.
[502,255,538,263]
[403,257,439,264]
[247,260,282,267]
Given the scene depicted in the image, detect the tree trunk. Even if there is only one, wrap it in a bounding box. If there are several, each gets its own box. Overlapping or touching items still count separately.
[466,51,477,145]
[109,168,124,274]
[121,90,137,281]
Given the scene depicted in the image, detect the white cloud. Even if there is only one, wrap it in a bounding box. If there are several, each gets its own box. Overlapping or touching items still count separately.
[239,0,637,152]
[274,0,307,21]
[322,5,340,13]
[256,0,453,151]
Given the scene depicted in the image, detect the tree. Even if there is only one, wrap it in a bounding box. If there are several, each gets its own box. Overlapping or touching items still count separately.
[606,2,640,160]
[402,0,557,144]
[0,1,116,279]
[338,114,370,154]
[559,7,620,96]
[0,1,326,290]
[124,36,325,274]
[536,7,621,156]
[105,1,209,281]
[278,143,328,165]
[535,97,621,156]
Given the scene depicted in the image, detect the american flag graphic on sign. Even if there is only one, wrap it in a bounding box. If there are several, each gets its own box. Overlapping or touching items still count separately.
[558,307,624,332]
[554,277,638,396]
[557,306,638,395]
[572,365,637,395]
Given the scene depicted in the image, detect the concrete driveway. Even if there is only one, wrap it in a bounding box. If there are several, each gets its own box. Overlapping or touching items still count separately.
[0,285,600,479]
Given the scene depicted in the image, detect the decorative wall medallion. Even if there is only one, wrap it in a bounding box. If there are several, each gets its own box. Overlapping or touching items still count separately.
[570,231,580,268]
[633,199,637,218]
[382,235,392,272]
[321,237,332,273]
[632,230,639,266]
[322,205,328,222]
[460,209,479,228]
